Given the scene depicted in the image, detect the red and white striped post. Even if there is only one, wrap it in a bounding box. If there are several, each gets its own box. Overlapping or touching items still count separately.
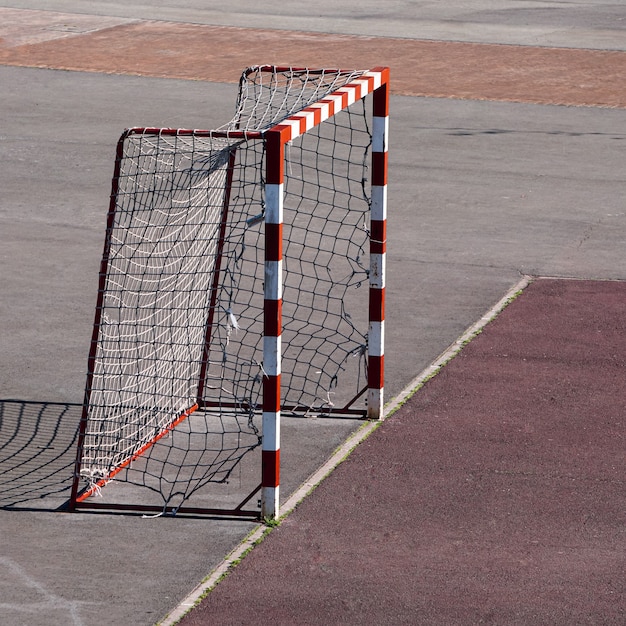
[261,126,287,519]
[260,67,389,517]
[368,68,389,420]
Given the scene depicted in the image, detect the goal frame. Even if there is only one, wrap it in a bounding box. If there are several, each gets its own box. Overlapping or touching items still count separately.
[257,66,389,518]
[68,66,389,520]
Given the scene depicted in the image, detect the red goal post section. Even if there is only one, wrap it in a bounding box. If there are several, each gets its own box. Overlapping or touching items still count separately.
[261,66,389,518]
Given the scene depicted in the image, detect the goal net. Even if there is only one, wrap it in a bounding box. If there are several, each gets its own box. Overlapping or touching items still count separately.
[70,66,389,517]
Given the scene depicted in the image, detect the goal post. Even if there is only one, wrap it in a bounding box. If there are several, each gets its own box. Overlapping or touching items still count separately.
[259,68,389,517]
[69,65,389,519]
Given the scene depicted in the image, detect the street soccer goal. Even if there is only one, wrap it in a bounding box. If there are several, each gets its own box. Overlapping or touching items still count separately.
[69,65,389,519]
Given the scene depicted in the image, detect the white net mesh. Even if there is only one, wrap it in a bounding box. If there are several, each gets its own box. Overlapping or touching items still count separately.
[230,66,366,131]
[76,67,374,512]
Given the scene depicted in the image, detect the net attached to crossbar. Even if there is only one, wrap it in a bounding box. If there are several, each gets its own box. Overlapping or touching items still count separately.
[74,66,375,513]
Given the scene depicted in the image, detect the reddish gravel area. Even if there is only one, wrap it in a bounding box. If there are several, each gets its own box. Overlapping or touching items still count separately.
[1,10,625,107]
[180,278,625,625]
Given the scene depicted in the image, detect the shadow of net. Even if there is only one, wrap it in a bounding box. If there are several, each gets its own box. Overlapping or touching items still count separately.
[0,400,80,510]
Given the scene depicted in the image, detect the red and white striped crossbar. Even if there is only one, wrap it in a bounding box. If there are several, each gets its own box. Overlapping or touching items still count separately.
[261,67,389,519]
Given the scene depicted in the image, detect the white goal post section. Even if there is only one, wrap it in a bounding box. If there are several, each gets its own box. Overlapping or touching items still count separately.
[69,66,389,519]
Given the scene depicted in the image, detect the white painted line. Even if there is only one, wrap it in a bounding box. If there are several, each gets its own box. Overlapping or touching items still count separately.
[158,525,269,626]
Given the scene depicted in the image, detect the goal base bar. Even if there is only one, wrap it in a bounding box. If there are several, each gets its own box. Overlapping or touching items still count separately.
[70,502,261,520]
[66,484,262,520]
[198,384,370,419]
[198,403,368,420]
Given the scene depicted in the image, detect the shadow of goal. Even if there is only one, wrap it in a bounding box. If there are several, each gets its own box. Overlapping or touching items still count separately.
[0,400,79,510]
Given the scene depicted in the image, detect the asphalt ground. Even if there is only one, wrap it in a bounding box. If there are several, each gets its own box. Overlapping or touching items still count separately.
[179,277,625,626]
[0,3,625,625]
